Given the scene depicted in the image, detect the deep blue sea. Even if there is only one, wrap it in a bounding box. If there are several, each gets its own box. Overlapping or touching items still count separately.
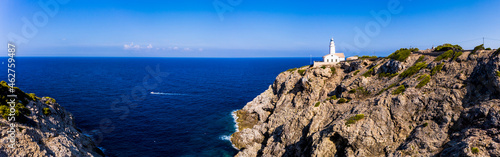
[0,57,317,157]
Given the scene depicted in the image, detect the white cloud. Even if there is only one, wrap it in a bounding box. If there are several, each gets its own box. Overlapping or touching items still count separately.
[173,47,179,50]
[184,48,191,51]
[124,42,153,50]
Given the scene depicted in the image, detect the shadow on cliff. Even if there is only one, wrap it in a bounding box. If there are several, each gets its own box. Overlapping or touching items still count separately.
[437,55,500,156]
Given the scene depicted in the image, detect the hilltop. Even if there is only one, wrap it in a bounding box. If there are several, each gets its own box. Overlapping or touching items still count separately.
[231,45,500,156]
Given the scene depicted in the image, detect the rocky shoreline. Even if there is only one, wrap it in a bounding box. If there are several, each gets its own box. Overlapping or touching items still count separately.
[0,82,104,156]
[231,48,500,156]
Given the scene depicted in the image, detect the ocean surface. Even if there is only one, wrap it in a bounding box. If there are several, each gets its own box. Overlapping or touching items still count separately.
[0,57,317,157]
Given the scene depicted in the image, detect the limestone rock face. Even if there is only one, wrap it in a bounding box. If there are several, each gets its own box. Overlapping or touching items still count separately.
[231,50,500,156]
[0,89,104,157]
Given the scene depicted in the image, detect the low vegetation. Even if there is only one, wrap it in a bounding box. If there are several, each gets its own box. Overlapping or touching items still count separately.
[431,64,443,76]
[416,74,430,88]
[362,65,377,77]
[378,72,398,78]
[392,85,406,95]
[472,44,485,53]
[388,48,416,62]
[359,56,378,60]
[435,43,463,51]
[355,87,371,97]
[399,62,427,78]
[377,83,397,95]
[314,102,320,107]
[326,95,338,100]
[298,69,306,76]
[345,114,365,125]
[44,97,56,104]
[320,66,326,69]
[0,81,32,122]
[338,98,347,104]
[348,89,356,93]
[416,56,425,62]
[496,71,500,77]
[471,147,479,154]
[423,122,429,127]
[435,50,462,61]
[286,68,297,72]
[43,107,51,115]
[330,67,336,75]
[353,70,360,76]
[495,48,500,56]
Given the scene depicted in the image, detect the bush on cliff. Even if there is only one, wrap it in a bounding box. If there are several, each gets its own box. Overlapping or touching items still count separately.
[416,56,425,62]
[353,70,360,76]
[345,114,365,125]
[388,48,412,62]
[496,71,500,77]
[298,69,306,76]
[495,48,500,56]
[378,72,398,78]
[431,64,443,76]
[435,43,463,51]
[416,74,430,88]
[43,107,51,115]
[392,85,406,95]
[337,98,347,104]
[330,67,336,75]
[472,44,485,53]
[399,62,427,78]
[362,65,377,77]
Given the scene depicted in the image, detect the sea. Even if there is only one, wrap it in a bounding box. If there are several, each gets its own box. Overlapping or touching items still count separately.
[0,57,317,157]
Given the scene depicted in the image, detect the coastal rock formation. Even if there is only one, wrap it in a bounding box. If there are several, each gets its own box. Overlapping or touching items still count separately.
[231,49,500,156]
[0,82,104,156]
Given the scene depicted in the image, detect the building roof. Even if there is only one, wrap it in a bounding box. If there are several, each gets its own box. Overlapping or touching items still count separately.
[322,53,345,58]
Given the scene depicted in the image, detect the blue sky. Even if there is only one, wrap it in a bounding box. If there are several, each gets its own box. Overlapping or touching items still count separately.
[1,0,500,57]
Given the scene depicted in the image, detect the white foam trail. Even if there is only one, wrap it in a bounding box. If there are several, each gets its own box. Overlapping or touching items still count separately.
[231,110,239,133]
[150,92,187,96]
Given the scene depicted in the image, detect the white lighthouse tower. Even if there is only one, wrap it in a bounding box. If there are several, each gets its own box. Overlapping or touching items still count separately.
[329,38,335,54]
[322,38,345,63]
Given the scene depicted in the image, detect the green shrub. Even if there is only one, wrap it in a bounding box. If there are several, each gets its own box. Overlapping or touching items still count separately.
[435,43,463,51]
[452,51,463,61]
[399,62,427,78]
[377,83,397,95]
[471,147,479,154]
[485,48,492,50]
[362,65,377,77]
[338,98,347,103]
[353,70,360,75]
[298,69,306,76]
[495,48,500,56]
[496,71,500,77]
[44,97,56,104]
[388,48,412,62]
[416,74,430,88]
[392,85,406,95]
[348,89,356,93]
[43,107,51,115]
[435,50,455,61]
[359,56,378,59]
[345,114,365,125]
[378,72,398,78]
[321,66,326,69]
[328,95,338,100]
[356,87,371,97]
[431,64,443,76]
[330,67,336,75]
[472,44,485,53]
[286,68,297,72]
[314,102,320,107]
[423,122,428,127]
[416,55,425,62]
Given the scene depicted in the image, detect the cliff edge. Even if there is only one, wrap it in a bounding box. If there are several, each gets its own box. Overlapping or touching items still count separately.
[0,82,104,156]
[231,48,500,156]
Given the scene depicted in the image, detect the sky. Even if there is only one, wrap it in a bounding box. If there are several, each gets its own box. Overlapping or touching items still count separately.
[1,0,500,57]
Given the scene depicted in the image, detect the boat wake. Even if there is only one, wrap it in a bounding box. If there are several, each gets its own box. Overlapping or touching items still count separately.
[150,92,187,96]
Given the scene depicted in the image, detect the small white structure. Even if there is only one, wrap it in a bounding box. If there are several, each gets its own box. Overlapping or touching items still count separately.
[322,38,345,63]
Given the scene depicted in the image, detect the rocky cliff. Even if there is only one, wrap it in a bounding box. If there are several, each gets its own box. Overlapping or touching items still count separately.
[231,49,500,156]
[0,82,104,156]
